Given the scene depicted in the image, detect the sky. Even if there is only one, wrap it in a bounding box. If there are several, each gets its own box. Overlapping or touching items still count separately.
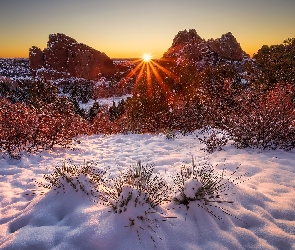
[0,0,294,58]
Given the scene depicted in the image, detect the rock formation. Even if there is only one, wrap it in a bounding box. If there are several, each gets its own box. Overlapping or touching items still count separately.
[163,29,249,69]
[207,32,245,61]
[29,47,44,71]
[29,33,116,80]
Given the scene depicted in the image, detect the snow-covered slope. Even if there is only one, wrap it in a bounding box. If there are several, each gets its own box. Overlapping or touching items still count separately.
[0,132,294,249]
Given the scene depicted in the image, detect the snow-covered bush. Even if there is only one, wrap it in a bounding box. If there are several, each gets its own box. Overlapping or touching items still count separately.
[0,79,11,98]
[99,161,172,211]
[167,96,204,134]
[33,97,92,150]
[109,99,126,121]
[58,79,94,104]
[252,38,295,88]
[37,161,106,197]
[101,161,173,245]
[39,160,173,245]
[125,98,168,133]
[173,159,247,223]
[92,108,130,134]
[39,160,172,211]
[88,101,101,122]
[164,129,177,140]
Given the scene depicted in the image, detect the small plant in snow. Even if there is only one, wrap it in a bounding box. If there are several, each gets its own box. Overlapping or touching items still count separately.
[164,129,177,140]
[173,158,247,223]
[36,160,106,198]
[99,160,172,211]
[119,184,171,246]
[99,161,174,245]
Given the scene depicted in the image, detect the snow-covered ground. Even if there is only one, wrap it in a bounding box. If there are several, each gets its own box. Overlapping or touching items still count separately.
[0,132,294,249]
[79,94,132,111]
[0,58,32,81]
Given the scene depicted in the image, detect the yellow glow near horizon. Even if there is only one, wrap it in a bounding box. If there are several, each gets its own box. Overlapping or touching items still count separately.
[142,53,152,62]
[1,0,295,59]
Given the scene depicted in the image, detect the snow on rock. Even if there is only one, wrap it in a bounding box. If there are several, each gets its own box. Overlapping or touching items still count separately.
[0,132,295,249]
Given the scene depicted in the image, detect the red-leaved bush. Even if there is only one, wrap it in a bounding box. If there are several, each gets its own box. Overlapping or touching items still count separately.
[92,108,130,135]
[220,84,295,150]
[0,97,92,158]
[0,98,37,157]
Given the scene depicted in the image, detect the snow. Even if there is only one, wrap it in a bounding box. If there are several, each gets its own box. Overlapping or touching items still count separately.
[183,179,202,199]
[0,58,31,81]
[79,94,132,111]
[0,132,295,249]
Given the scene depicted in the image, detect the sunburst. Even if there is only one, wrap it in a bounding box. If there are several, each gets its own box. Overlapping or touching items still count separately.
[120,53,178,97]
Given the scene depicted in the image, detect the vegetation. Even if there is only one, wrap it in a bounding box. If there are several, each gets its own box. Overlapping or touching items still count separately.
[0,92,91,159]
[173,159,248,223]
[1,38,295,158]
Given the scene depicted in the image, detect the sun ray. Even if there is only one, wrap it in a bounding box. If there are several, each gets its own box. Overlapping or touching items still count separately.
[150,60,178,80]
[125,60,145,80]
[133,61,146,94]
[149,62,163,84]
[118,53,178,97]
[146,63,152,96]
[159,56,178,63]
[149,62,170,94]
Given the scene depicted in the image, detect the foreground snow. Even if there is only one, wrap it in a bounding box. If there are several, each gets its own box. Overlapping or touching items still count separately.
[0,132,294,249]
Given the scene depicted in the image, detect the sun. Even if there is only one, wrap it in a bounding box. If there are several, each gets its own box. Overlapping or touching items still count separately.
[142,53,152,62]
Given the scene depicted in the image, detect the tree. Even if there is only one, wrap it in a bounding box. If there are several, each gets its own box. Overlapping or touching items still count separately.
[252,38,295,88]
[88,101,101,122]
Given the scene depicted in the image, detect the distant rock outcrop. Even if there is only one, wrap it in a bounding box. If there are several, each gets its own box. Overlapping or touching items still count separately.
[29,46,44,70]
[29,33,116,80]
[163,29,249,69]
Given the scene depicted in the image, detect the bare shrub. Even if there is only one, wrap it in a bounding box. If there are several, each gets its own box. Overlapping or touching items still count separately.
[0,98,37,159]
[92,106,130,135]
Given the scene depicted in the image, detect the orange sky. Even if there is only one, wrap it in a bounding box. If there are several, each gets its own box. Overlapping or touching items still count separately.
[0,0,294,58]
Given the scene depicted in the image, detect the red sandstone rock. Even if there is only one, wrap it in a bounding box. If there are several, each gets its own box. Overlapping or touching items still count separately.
[29,46,44,71]
[207,32,246,60]
[29,33,116,80]
[163,29,249,62]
